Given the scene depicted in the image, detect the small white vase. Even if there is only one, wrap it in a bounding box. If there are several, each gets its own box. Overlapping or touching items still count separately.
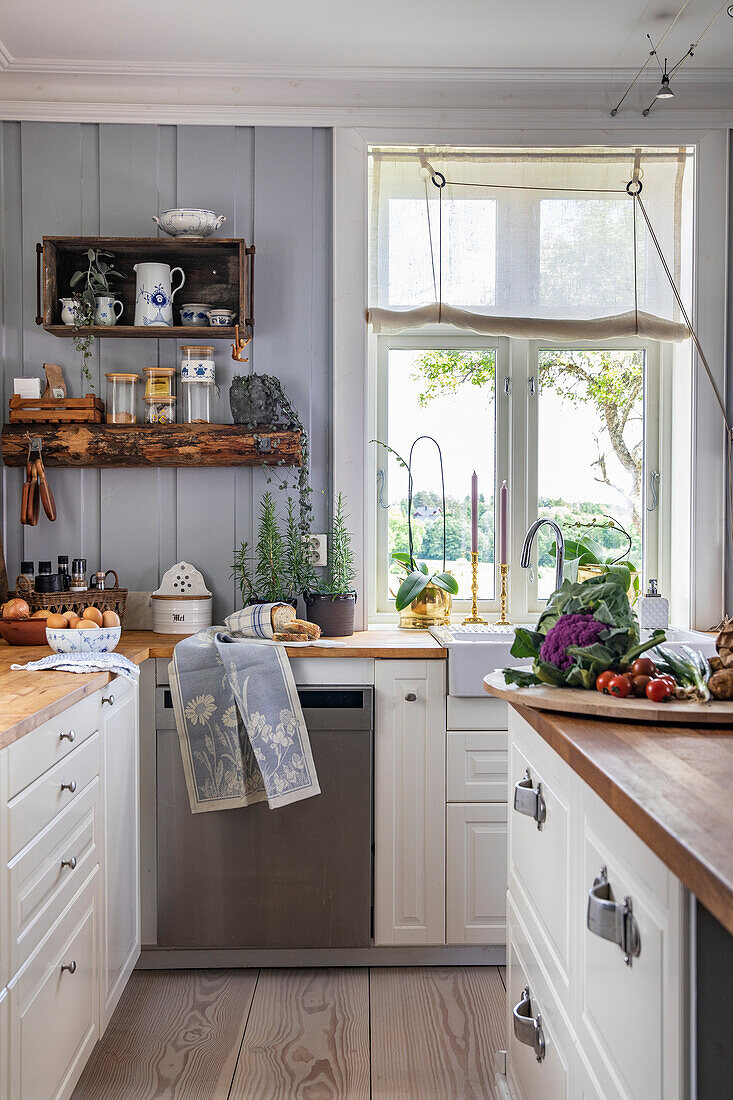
[94,295,124,326]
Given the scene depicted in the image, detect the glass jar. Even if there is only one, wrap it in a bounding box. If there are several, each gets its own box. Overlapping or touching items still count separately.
[182,380,214,424]
[105,373,139,424]
[142,366,176,400]
[180,345,215,383]
[144,395,176,425]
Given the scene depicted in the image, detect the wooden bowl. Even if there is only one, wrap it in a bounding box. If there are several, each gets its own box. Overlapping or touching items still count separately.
[0,618,51,646]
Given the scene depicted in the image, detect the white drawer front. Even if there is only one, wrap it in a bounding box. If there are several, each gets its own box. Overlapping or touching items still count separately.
[506,898,573,1100]
[577,800,686,1100]
[447,695,508,730]
[509,736,572,987]
[7,692,101,799]
[7,733,101,859]
[9,869,99,1100]
[9,780,100,976]
[447,731,507,802]
[446,803,506,945]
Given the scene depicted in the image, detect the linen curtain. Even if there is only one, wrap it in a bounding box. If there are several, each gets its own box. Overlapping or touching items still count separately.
[368,146,691,342]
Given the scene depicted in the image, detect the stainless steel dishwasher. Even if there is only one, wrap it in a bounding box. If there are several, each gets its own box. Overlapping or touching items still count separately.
[155,685,373,949]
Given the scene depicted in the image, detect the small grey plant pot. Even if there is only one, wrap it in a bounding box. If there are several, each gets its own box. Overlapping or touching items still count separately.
[303,591,357,638]
[230,374,280,427]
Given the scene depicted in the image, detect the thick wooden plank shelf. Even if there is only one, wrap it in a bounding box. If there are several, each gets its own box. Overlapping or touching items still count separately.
[37,235,253,337]
[1,423,301,468]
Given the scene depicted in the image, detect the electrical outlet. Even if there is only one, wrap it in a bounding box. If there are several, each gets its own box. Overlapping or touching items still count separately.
[307,534,328,567]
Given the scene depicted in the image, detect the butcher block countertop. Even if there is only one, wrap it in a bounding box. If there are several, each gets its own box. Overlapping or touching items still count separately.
[510,701,733,938]
[0,628,445,750]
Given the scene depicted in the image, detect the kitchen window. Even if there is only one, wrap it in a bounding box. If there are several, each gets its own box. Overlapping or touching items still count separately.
[370,332,665,619]
[367,145,687,621]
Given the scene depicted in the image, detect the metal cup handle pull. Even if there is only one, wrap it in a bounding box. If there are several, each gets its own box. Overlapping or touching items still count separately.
[513,768,547,830]
[587,866,641,966]
[513,986,546,1063]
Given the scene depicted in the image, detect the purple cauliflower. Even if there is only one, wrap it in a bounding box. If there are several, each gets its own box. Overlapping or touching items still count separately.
[539,612,605,670]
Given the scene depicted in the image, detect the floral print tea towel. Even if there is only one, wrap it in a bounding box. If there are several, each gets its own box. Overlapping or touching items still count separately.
[168,629,320,814]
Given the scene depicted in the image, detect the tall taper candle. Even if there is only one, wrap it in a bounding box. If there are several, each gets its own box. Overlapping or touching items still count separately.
[499,480,508,564]
[471,471,478,554]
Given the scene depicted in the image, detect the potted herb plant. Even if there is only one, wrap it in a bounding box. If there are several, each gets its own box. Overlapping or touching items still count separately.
[69,248,125,390]
[304,492,357,637]
[231,492,297,607]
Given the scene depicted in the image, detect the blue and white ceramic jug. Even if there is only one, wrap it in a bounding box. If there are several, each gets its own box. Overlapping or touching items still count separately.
[133,262,185,327]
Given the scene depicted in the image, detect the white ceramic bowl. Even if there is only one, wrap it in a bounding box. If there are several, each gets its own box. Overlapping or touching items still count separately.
[46,626,121,654]
[153,209,226,238]
[180,303,212,325]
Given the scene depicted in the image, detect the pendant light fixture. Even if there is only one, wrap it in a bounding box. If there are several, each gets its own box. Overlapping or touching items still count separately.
[655,61,675,100]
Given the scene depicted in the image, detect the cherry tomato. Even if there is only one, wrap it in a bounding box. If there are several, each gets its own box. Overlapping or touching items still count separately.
[646,678,673,703]
[608,674,632,698]
[630,657,657,678]
[596,671,615,694]
[631,674,652,698]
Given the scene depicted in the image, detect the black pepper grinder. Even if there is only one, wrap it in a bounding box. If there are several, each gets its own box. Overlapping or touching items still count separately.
[57,554,70,589]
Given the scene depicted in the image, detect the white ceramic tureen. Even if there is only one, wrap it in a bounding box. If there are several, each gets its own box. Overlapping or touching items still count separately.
[152,208,227,239]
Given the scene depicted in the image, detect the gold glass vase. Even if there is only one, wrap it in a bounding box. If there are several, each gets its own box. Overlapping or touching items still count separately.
[398,584,452,630]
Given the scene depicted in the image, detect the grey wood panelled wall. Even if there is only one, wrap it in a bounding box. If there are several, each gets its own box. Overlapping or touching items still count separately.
[0,123,332,619]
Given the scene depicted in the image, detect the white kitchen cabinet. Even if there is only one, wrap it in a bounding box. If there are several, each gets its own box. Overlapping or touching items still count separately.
[502,710,687,1100]
[100,678,140,1029]
[374,659,446,945]
[446,803,507,944]
[8,869,100,1100]
[0,986,8,1100]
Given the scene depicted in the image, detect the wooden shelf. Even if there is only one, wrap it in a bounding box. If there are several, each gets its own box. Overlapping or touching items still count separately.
[1,424,301,469]
[37,236,253,338]
[44,325,237,340]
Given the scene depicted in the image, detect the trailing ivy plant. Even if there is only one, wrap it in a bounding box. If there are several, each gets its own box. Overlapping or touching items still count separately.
[69,249,125,392]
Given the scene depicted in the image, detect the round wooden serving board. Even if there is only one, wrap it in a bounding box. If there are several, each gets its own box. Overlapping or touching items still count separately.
[483,671,733,725]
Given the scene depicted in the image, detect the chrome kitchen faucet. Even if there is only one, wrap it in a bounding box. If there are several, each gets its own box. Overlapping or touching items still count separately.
[520,519,565,592]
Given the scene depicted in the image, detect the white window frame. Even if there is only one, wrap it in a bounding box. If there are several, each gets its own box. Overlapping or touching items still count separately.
[333,127,727,631]
[369,329,666,624]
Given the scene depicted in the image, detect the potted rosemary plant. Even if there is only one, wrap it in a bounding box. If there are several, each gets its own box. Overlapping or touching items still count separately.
[231,491,298,607]
[304,492,357,637]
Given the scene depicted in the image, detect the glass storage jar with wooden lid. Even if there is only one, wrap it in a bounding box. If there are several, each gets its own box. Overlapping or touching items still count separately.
[182,379,214,424]
[105,373,139,424]
[180,346,215,381]
[144,395,176,424]
[142,366,176,400]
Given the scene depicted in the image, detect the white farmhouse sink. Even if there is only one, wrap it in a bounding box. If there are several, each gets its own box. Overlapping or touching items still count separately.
[430,623,716,698]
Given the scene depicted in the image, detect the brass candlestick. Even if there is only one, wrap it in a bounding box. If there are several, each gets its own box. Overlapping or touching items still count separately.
[463,551,488,624]
[495,563,511,626]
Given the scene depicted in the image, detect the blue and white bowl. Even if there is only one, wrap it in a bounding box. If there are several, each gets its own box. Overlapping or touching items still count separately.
[46,626,121,654]
[206,309,236,327]
[180,303,212,326]
[153,209,226,239]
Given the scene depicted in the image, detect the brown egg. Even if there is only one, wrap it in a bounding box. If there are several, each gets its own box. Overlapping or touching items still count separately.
[75,620,100,630]
[102,610,120,628]
[82,606,104,626]
[62,610,77,622]
[31,609,51,619]
[67,615,82,628]
[46,614,67,629]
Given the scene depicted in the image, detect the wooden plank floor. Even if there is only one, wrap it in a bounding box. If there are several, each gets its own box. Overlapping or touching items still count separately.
[73,966,506,1100]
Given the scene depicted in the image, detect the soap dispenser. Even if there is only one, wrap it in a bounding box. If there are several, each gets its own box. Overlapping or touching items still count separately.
[638,579,669,631]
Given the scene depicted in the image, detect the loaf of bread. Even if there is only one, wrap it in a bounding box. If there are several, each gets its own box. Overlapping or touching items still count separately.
[274,632,311,642]
[269,605,321,640]
[270,604,297,634]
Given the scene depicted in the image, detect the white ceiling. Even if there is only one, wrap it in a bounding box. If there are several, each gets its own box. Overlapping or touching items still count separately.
[2,0,732,70]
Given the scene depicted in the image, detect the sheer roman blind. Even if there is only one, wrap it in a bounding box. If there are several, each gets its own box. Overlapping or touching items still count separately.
[368,146,691,342]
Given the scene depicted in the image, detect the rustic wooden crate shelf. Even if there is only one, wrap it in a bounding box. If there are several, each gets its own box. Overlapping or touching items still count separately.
[37,236,254,337]
[1,424,301,469]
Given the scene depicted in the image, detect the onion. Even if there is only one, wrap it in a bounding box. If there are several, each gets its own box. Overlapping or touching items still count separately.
[1,598,30,620]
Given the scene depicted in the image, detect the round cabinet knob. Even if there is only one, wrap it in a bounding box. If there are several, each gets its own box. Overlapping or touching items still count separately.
[60,779,77,794]
[60,961,77,975]
[102,694,115,707]
[59,729,76,743]
[60,856,77,871]
[404,692,417,702]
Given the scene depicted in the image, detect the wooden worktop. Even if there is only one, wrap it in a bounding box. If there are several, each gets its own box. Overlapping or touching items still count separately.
[0,628,445,750]
[511,701,733,938]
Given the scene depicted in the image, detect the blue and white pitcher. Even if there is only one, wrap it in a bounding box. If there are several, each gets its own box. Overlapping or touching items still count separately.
[94,295,124,326]
[133,262,185,327]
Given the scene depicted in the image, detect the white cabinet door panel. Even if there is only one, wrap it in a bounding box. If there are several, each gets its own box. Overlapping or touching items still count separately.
[0,987,8,1100]
[506,897,573,1100]
[374,660,446,945]
[446,803,506,944]
[447,731,507,803]
[101,679,140,1029]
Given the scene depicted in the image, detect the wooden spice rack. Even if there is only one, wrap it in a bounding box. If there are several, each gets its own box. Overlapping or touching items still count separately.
[37,236,254,339]
[0,424,302,469]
